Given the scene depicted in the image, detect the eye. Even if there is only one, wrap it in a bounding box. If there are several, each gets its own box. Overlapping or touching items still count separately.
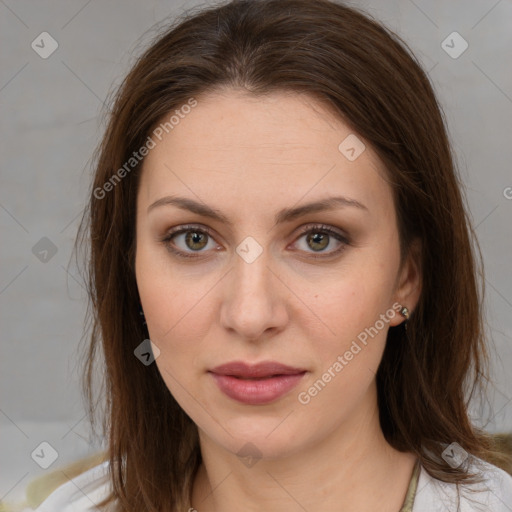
[160,223,349,260]
[160,224,219,259]
[291,224,349,259]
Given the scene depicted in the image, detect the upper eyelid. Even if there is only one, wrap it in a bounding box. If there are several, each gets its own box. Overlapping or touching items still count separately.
[163,224,217,242]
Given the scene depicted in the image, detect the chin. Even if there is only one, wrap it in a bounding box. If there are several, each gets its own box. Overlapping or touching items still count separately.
[202,414,307,460]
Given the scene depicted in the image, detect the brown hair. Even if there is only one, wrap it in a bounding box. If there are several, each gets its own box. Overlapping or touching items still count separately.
[74,0,506,510]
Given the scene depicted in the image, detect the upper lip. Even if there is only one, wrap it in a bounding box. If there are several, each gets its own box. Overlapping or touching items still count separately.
[210,361,306,378]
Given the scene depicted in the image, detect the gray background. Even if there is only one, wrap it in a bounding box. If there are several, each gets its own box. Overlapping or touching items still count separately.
[1,0,511,507]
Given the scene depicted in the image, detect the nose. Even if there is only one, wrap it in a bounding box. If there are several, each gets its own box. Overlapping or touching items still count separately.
[219,247,289,343]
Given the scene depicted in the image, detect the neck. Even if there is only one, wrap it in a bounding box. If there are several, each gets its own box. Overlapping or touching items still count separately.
[191,382,417,512]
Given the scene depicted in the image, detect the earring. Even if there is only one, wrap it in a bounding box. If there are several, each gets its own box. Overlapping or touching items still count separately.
[399,306,409,331]
[139,302,147,326]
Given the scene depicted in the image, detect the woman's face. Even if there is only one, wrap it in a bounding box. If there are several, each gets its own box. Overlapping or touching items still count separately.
[135,89,421,459]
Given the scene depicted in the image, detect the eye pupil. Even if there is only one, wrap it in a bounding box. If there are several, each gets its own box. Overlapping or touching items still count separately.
[185,231,208,250]
[307,232,329,251]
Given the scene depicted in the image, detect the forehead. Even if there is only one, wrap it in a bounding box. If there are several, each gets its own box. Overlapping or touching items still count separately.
[138,89,392,217]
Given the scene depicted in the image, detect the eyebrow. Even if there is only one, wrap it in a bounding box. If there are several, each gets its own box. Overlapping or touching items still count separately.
[147,195,368,225]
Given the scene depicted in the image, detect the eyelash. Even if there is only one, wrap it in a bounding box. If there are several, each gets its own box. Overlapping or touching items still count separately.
[160,223,349,260]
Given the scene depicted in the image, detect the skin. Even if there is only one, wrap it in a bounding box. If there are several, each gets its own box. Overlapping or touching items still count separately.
[135,88,422,512]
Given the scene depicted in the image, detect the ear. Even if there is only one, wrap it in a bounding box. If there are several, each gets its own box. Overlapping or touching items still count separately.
[388,237,422,327]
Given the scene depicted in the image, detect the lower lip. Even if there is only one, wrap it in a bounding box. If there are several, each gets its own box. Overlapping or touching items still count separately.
[210,372,306,405]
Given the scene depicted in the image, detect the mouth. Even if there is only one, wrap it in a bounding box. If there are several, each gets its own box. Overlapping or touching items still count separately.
[210,360,306,378]
[209,361,307,405]
[227,375,294,380]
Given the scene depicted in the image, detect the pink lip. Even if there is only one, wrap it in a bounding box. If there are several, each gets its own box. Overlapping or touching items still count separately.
[209,361,307,405]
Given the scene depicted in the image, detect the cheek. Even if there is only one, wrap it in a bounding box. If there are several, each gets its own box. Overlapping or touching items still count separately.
[136,243,213,365]
[304,263,397,394]
[314,271,393,343]
[297,281,390,422]
[138,267,215,411]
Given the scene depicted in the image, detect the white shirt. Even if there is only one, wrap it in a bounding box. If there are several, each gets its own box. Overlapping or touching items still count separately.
[27,456,512,512]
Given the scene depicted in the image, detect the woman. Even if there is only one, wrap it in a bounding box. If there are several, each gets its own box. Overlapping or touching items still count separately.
[33,0,512,510]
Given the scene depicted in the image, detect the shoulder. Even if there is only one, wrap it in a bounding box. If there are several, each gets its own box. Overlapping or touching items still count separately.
[413,456,512,512]
[27,460,112,512]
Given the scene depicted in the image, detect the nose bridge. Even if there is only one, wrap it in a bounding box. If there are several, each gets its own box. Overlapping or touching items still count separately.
[235,243,271,295]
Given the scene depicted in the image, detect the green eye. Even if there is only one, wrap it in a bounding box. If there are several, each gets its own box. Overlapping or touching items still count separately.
[161,225,216,259]
[293,224,349,258]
